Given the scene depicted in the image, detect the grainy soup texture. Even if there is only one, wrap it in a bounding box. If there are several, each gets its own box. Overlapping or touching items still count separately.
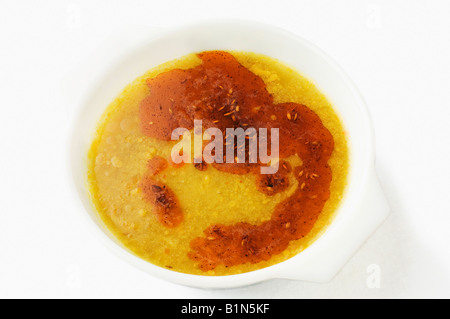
[88,51,349,276]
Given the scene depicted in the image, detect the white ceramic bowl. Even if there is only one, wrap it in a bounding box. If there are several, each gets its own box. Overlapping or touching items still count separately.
[68,20,390,289]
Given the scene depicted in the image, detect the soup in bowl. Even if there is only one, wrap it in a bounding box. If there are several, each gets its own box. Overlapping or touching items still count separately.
[69,21,389,288]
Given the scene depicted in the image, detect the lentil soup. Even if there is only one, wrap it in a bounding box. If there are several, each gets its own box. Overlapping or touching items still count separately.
[88,51,349,276]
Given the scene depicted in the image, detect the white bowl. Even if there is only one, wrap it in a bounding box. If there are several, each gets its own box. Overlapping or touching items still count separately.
[68,20,390,289]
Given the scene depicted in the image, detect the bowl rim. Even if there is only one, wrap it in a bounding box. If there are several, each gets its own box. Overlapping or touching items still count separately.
[67,18,376,289]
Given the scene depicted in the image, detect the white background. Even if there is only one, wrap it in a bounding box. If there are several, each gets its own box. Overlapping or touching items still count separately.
[1,0,449,299]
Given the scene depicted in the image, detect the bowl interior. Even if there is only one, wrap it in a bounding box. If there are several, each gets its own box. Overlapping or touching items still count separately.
[69,20,374,288]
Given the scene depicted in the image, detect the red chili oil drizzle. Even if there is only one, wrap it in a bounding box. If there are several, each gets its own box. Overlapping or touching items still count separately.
[139,51,334,271]
[141,178,183,228]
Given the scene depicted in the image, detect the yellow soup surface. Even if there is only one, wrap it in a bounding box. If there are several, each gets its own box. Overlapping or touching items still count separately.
[87,51,349,276]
